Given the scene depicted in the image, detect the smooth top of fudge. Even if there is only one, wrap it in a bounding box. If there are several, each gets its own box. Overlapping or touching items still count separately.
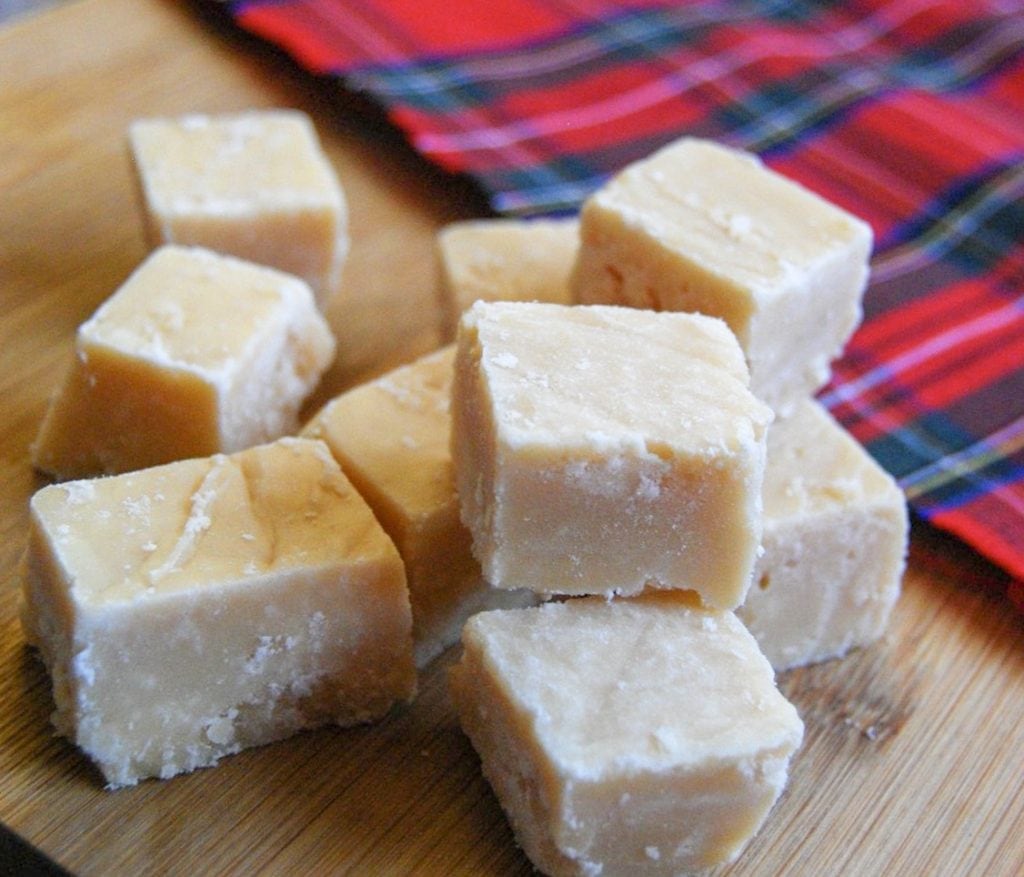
[764,399,904,520]
[460,593,803,776]
[29,438,394,607]
[129,110,344,216]
[461,301,769,455]
[303,346,455,521]
[80,244,328,381]
[438,217,578,307]
[587,137,872,297]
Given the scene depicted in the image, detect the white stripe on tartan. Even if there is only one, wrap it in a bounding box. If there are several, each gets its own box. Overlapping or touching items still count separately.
[418,67,705,154]
[798,136,931,215]
[820,295,1024,410]
[312,1,407,60]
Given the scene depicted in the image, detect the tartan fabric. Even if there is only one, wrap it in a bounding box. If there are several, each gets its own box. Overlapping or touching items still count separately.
[220,0,1024,607]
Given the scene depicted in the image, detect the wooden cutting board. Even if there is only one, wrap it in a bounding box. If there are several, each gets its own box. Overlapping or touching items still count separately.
[1,2,1022,874]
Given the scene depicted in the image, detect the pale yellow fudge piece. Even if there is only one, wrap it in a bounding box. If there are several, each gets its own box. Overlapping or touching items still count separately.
[571,137,872,415]
[452,301,772,608]
[450,593,804,877]
[32,245,335,481]
[129,110,348,305]
[303,346,536,668]
[21,438,415,788]
[737,399,907,670]
[437,217,578,338]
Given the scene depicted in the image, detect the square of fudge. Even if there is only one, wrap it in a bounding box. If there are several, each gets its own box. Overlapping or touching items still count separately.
[452,301,772,608]
[129,110,348,305]
[32,245,335,480]
[303,346,536,668]
[571,137,872,414]
[450,593,804,876]
[737,399,908,670]
[21,437,415,788]
[437,217,578,339]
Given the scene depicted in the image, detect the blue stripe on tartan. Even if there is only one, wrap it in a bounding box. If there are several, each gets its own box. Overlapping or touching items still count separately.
[493,181,600,215]
[900,416,1024,511]
[885,12,1024,91]
[875,158,1024,276]
[388,110,1020,221]
[487,165,606,215]
[713,65,880,155]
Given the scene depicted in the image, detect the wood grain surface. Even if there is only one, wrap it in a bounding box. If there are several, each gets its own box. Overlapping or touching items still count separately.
[1,2,1022,874]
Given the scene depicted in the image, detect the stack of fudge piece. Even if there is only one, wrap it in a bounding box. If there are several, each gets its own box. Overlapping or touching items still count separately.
[437,138,907,875]
[22,111,419,788]
[437,138,908,673]
[34,110,352,482]
[447,301,799,875]
[20,105,907,877]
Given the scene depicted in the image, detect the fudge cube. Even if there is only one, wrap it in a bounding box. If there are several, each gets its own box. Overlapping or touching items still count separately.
[450,594,804,876]
[737,399,908,670]
[452,301,772,607]
[129,110,348,305]
[437,217,578,338]
[32,245,335,480]
[21,438,415,788]
[571,137,872,414]
[302,346,536,668]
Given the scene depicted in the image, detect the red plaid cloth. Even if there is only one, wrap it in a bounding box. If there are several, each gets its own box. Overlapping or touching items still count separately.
[215,0,1024,608]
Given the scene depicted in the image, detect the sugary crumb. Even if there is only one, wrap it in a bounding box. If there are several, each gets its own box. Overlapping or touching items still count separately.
[491,351,519,369]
